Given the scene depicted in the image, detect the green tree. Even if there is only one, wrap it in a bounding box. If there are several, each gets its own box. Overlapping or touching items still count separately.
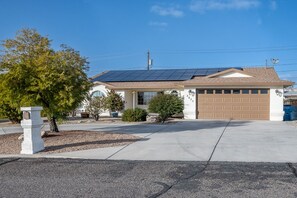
[86,96,107,121]
[0,29,91,132]
[104,90,124,113]
[148,94,184,123]
[0,67,28,123]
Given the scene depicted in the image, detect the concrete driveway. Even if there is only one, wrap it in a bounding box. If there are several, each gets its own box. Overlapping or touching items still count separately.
[46,120,297,163]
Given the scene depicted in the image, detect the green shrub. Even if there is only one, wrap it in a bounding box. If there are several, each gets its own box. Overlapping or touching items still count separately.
[86,96,106,121]
[134,108,147,121]
[148,94,184,123]
[122,109,134,122]
[122,108,147,122]
[105,90,124,112]
[0,103,22,123]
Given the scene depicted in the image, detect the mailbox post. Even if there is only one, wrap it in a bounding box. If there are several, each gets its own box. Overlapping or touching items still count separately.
[20,107,44,154]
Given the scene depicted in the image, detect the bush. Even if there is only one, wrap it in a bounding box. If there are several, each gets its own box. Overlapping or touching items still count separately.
[134,108,147,121]
[0,103,22,123]
[122,108,147,122]
[86,96,106,121]
[148,94,184,123]
[105,90,124,113]
[122,109,134,122]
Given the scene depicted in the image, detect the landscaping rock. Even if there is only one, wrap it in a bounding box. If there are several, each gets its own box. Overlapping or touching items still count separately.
[146,113,160,123]
[41,131,48,138]
[18,134,23,140]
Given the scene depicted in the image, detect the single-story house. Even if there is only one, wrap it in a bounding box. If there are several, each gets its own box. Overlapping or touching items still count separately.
[284,89,297,105]
[87,67,293,121]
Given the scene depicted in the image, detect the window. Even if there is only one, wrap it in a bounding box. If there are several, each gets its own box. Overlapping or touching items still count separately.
[206,89,213,94]
[224,89,231,94]
[215,89,222,94]
[251,89,259,94]
[91,90,105,97]
[260,89,268,94]
[171,90,178,96]
[233,89,240,94]
[242,89,249,94]
[198,89,205,94]
[138,92,158,105]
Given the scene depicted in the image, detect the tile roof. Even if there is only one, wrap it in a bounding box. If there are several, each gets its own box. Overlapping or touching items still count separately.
[182,67,293,86]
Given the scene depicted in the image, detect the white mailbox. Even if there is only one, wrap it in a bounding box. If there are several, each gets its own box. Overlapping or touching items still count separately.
[20,106,44,154]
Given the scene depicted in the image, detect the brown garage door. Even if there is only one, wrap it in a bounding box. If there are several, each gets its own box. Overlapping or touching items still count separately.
[197,89,270,120]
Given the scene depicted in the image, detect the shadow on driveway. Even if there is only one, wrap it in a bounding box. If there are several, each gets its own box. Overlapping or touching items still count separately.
[84,120,251,134]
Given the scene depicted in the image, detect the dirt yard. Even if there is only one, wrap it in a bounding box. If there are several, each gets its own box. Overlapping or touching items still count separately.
[0,130,140,154]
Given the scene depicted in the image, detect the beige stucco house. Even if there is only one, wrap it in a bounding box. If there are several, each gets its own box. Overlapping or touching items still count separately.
[87,67,293,121]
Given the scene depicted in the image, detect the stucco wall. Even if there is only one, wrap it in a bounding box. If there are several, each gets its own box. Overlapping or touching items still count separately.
[183,88,196,119]
[124,91,133,109]
[270,86,284,121]
[219,72,251,78]
[90,84,108,96]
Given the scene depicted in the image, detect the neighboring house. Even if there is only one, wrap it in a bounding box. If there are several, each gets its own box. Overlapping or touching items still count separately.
[87,67,293,121]
[284,89,297,105]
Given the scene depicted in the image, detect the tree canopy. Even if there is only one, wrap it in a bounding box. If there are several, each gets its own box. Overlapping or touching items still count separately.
[104,90,124,112]
[0,29,91,131]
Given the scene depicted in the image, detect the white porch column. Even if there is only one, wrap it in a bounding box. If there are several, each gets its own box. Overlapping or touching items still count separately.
[132,91,136,109]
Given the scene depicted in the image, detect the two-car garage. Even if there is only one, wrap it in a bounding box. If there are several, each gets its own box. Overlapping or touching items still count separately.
[196,88,270,120]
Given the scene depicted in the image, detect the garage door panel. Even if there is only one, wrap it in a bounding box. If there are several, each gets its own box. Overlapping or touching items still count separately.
[197,89,270,120]
[224,98,232,103]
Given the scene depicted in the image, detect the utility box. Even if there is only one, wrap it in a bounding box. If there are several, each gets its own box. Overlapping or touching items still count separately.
[20,106,44,154]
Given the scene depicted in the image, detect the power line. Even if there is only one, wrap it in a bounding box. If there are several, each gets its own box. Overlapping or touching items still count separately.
[89,53,143,61]
[153,45,297,54]
[87,45,297,60]
[277,69,297,73]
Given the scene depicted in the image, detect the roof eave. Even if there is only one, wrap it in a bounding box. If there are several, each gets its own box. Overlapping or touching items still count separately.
[183,81,294,87]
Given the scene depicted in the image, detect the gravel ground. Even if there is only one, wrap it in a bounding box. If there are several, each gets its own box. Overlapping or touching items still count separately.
[0,131,140,154]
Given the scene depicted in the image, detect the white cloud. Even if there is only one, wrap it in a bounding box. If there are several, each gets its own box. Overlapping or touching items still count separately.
[151,5,184,18]
[270,1,277,11]
[149,21,168,27]
[190,0,261,13]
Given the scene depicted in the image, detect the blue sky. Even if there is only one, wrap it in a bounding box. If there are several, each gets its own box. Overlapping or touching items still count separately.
[1,0,297,84]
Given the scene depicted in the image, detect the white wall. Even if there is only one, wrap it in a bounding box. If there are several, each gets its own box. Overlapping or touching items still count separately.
[270,86,284,121]
[124,91,133,109]
[91,84,108,96]
[219,72,251,78]
[183,88,196,119]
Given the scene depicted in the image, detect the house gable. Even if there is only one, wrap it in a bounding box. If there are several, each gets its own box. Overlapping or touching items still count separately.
[207,68,253,78]
[217,71,252,78]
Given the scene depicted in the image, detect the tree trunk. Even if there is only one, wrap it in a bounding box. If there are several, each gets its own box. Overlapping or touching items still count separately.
[49,116,59,132]
[95,114,99,121]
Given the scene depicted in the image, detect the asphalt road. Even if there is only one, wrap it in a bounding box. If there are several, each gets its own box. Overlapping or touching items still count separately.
[0,158,297,198]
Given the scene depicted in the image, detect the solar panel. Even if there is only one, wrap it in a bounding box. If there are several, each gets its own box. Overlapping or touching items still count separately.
[92,67,242,82]
[194,69,207,76]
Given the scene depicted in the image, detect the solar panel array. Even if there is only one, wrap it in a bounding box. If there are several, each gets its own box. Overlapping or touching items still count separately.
[92,67,242,82]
